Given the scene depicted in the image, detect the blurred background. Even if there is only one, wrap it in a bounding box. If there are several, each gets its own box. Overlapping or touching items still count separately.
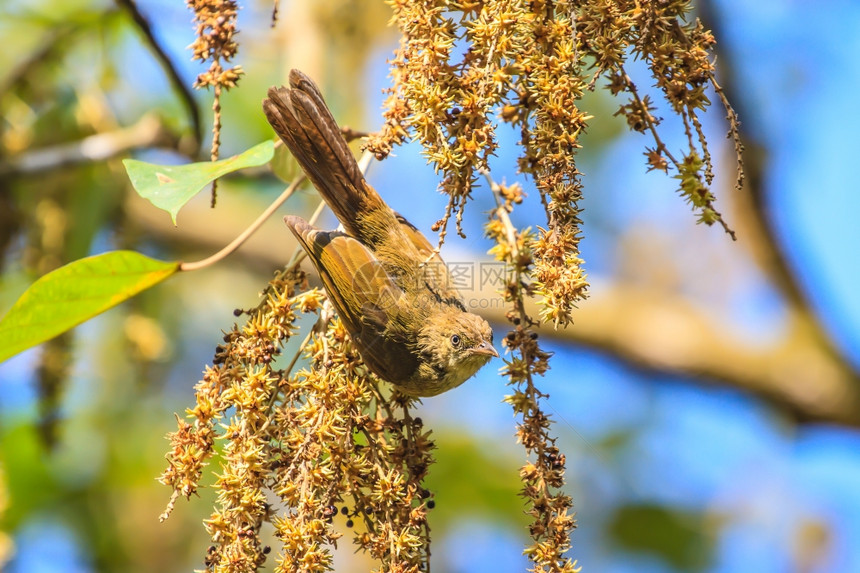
[1,0,859,572]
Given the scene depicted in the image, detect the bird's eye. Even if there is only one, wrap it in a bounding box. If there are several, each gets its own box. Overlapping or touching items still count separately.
[451,334,461,346]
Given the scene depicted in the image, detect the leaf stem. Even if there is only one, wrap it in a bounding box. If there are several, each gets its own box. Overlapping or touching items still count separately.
[180,149,373,272]
[179,176,305,271]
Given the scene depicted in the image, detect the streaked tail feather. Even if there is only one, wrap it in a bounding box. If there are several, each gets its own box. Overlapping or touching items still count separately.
[263,70,384,239]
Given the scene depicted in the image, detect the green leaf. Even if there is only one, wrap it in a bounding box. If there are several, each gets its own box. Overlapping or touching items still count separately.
[608,503,715,571]
[269,140,302,184]
[123,140,275,224]
[0,251,179,363]
[425,434,524,529]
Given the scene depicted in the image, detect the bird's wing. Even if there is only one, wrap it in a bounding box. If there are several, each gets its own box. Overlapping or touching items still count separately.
[392,212,466,311]
[285,215,418,383]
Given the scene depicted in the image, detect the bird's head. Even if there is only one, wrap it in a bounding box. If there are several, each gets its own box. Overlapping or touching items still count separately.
[415,310,498,394]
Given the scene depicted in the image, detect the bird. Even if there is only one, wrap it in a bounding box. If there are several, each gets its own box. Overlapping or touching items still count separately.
[262,69,497,397]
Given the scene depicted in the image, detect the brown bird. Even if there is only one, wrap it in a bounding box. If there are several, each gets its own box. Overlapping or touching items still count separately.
[262,70,497,397]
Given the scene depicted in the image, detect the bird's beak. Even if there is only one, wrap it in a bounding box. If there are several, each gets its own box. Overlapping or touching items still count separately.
[471,340,499,358]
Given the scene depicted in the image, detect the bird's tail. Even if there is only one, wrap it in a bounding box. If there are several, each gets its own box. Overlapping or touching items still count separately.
[262,70,385,240]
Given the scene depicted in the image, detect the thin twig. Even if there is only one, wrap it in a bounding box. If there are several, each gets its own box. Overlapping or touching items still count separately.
[282,331,313,383]
[180,176,305,271]
[114,0,203,150]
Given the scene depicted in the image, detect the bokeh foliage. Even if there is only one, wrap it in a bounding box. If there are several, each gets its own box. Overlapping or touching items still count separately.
[7,1,852,573]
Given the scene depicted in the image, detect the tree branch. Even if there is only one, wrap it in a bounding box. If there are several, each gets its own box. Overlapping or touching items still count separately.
[0,114,178,176]
[481,284,860,428]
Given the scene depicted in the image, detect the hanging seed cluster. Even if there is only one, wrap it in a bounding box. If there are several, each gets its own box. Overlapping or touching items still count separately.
[486,182,580,573]
[160,271,434,573]
[367,0,742,327]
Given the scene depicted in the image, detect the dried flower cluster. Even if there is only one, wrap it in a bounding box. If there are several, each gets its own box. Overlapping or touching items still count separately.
[486,179,580,573]
[368,0,742,326]
[578,0,743,235]
[168,2,743,571]
[187,0,244,205]
[160,270,435,572]
[273,313,434,573]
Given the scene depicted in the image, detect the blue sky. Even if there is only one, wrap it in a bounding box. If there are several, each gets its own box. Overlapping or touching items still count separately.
[713,0,860,365]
